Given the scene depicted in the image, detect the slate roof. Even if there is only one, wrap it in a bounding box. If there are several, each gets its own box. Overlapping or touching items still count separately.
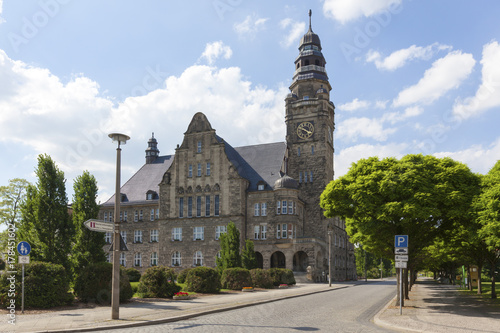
[103,155,173,206]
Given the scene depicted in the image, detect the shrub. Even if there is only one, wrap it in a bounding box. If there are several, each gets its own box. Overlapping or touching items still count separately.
[221,268,252,290]
[177,268,192,284]
[249,268,274,289]
[0,262,73,308]
[73,262,133,304]
[186,267,221,293]
[137,266,181,298]
[125,267,141,282]
[268,268,296,286]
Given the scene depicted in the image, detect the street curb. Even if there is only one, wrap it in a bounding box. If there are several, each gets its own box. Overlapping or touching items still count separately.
[32,284,359,333]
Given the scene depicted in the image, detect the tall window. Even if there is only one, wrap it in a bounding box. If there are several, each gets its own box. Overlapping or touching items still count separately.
[193,251,203,266]
[276,201,281,215]
[120,231,127,244]
[119,253,126,266]
[139,210,143,221]
[206,162,211,176]
[109,212,113,222]
[197,141,202,153]
[193,227,204,240]
[134,230,143,243]
[134,210,138,222]
[155,208,159,219]
[179,197,184,218]
[150,209,154,221]
[281,223,288,239]
[151,252,158,266]
[288,201,293,215]
[105,232,112,244]
[134,253,142,267]
[261,203,267,216]
[254,203,260,216]
[254,225,260,240]
[304,172,308,183]
[214,195,220,216]
[172,251,181,266]
[311,145,314,155]
[104,211,108,222]
[172,227,182,241]
[123,211,128,222]
[188,197,193,218]
[282,200,287,214]
[277,224,281,239]
[120,212,123,222]
[261,225,267,240]
[215,225,227,240]
[205,196,210,216]
[299,172,302,183]
[298,147,301,156]
[150,229,159,242]
[197,163,201,177]
[196,196,201,217]
[188,164,193,177]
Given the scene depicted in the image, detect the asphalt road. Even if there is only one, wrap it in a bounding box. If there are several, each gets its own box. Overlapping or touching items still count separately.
[96,280,397,333]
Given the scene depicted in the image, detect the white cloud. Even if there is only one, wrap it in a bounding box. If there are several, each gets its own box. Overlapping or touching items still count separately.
[382,106,423,124]
[337,117,396,142]
[280,18,305,48]
[323,0,402,24]
[393,51,476,107]
[198,41,233,65]
[234,14,268,38]
[338,98,370,111]
[366,43,452,71]
[335,142,407,178]
[375,100,388,109]
[453,40,500,120]
[433,138,500,175]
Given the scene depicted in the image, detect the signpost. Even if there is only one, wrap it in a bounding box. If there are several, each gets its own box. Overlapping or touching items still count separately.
[394,235,408,316]
[17,241,31,314]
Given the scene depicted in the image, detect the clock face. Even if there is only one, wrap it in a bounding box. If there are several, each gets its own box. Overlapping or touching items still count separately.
[297,122,314,140]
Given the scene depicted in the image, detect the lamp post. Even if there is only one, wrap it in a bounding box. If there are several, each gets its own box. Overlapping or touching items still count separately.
[109,133,130,320]
[328,230,332,287]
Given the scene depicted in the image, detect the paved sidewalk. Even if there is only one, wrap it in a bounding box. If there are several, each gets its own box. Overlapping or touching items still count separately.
[0,282,355,333]
[375,278,500,333]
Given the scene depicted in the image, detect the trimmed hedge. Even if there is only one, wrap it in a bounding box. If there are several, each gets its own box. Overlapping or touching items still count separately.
[0,262,73,308]
[125,267,141,282]
[249,268,274,289]
[186,267,221,293]
[268,268,296,286]
[73,262,133,304]
[137,266,181,298]
[221,268,252,290]
[177,268,192,284]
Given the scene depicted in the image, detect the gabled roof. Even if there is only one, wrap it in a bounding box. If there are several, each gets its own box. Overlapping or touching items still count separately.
[103,155,173,206]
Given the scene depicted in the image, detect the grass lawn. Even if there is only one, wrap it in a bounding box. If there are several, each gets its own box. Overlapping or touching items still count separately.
[458,282,500,306]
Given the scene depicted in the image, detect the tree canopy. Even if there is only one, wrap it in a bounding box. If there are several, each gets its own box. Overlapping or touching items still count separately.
[0,178,30,226]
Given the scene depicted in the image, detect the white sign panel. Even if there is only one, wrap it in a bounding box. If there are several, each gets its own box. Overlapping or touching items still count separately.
[84,219,114,233]
[395,255,408,261]
[19,256,30,264]
[395,247,408,255]
[395,261,407,269]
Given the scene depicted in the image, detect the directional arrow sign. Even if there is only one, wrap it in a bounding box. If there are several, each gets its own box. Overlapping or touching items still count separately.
[84,219,114,233]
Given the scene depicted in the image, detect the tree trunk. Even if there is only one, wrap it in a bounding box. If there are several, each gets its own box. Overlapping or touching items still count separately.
[490,258,497,299]
[477,264,483,294]
[467,265,472,291]
[404,268,409,299]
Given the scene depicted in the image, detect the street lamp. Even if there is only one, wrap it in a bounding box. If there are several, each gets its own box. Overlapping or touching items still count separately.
[109,133,130,320]
[328,229,332,287]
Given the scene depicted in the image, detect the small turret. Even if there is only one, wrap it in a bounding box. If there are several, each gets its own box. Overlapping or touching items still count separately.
[145,132,160,164]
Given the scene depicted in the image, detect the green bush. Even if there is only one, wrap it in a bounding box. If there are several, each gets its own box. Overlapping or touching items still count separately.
[186,267,221,293]
[73,262,133,304]
[125,267,141,282]
[177,268,192,284]
[221,268,252,290]
[268,268,296,286]
[249,268,274,289]
[137,266,181,298]
[0,262,73,308]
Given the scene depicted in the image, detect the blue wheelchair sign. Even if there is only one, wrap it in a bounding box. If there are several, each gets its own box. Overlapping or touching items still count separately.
[17,241,31,256]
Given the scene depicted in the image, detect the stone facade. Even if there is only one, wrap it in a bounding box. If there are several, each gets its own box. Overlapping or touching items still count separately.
[100,14,356,282]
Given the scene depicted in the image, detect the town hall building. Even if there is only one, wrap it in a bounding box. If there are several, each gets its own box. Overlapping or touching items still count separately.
[100,12,356,282]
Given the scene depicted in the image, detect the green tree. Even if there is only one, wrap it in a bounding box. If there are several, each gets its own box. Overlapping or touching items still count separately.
[18,154,73,273]
[475,160,500,299]
[0,178,30,226]
[216,222,241,272]
[71,171,106,276]
[241,239,258,270]
[320,154,480,301]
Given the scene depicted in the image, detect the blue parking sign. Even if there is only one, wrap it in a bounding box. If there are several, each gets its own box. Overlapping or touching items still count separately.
[17,241,31,256]
[395,235,408,248]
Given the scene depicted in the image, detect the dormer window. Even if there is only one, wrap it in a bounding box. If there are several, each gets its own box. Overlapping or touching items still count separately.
[257,181,265,191]
[146,190,158,200]
[120,193,127,202]
[197,141,202,153]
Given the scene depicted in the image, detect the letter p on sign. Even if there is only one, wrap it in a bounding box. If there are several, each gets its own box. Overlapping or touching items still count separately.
[395,235,408,248]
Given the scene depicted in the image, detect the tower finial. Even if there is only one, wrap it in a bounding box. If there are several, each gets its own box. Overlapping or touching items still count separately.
[152,132,154,138]
[309,9,312,30]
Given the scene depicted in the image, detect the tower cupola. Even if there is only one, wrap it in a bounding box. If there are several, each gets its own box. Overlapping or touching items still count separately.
[145,132,160,164]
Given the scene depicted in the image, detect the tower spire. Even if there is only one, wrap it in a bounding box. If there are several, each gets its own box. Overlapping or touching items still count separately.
[309,9,312,31]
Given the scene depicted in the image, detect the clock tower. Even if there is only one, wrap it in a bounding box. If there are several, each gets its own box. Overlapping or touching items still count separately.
[285,10,335,239]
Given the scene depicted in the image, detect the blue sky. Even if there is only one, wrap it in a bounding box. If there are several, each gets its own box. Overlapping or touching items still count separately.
[0,0,499,204]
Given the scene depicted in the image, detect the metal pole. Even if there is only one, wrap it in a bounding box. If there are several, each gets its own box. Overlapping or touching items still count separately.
[328,231,332,287]
[22,263,25,314]
[399,268,403,315]
[111,145,121,320]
